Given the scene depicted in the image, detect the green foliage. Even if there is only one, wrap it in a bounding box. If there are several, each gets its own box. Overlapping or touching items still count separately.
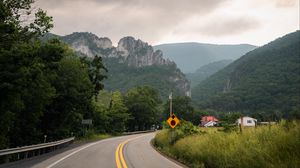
[108,91,130,133]
[92,91,130,134]
[167,120,202,145]
[102,57,187,98]
[153,121,203,158]
[154,121,300,168]
[87,55,108,100]
[41,49,94,140]
[164,96,199,125]
[76,129,111,142]
[0,0,55,148]
[0,0,53,49]
[192,31,300,119]
[125,86,162,131]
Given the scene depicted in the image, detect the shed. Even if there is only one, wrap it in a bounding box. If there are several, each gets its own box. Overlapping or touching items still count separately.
[236,116,257,127]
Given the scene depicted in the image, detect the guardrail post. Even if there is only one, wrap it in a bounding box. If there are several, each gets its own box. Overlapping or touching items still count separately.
[24,151,28,159]
[4,155,9,163]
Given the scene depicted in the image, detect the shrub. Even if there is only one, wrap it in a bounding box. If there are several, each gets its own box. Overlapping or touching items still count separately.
[154,120,300,168]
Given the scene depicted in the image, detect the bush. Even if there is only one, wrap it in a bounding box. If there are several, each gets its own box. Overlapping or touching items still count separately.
[173,120,300,168]
[154,120,300,168]
[154,121,203,157]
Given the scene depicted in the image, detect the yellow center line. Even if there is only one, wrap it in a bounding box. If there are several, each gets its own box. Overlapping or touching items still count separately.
[120,140,129,168]
[115,134,151,168]
[115,143,122,168]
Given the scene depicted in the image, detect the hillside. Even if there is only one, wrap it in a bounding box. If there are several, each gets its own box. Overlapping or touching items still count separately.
[192,31,300,118]
[186,60,233,88]
[43,32,190,97]
[154,43,256,73]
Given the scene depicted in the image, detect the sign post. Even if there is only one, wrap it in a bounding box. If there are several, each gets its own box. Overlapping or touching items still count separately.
[82,119,93,136]
[169,92,172,116]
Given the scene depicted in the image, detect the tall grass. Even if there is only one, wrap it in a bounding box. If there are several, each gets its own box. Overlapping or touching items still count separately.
[154,120,300,168]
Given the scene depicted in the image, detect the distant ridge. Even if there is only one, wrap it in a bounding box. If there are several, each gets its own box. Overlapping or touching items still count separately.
[154,42,256,73]
[192,30,300,118]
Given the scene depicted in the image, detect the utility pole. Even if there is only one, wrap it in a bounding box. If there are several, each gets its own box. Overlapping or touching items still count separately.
[169,92,172,116]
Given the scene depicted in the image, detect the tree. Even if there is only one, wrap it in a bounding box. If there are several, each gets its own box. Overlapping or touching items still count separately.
[125,86,161,131]
[0,0,54,148]
[0,41,58,147]
[164,96,196,124]
[88,55,108,101]
[41,47,94,140]
[107,91,130,133]
[0,0,53,49]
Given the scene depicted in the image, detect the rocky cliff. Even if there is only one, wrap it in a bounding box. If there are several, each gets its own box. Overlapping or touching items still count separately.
[61,32,174,67]
[46,32,191,97]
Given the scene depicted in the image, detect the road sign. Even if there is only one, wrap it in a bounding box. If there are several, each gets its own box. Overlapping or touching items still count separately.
[167,114,180,128]
[82,119,93,125]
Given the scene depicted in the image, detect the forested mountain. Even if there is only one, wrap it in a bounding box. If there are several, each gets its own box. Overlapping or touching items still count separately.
[186,59,233,88]
[192,31,300,119]
[154,43,256,73]
[43,33,190,97]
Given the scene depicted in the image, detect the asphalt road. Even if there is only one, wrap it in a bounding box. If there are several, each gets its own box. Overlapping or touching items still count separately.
[1,132,183,168]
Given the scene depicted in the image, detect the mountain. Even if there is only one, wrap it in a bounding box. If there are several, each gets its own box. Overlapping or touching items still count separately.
[186,59,233,88]
[192,31,300,119]
[154,43,256,73]
[43,32,190,97]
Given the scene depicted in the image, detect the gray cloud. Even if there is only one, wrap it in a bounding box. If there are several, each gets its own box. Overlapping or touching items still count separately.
[34,0,298,46]
[197,17,261,36]
[35,0,228,44]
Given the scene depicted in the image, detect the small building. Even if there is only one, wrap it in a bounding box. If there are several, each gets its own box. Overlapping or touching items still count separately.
[201,116,219,127]
[236,116,257,127]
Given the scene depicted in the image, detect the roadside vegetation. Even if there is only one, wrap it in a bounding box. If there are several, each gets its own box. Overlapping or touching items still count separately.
[154,120,300,168]
[75,132,112,143]
[0,0,162,149]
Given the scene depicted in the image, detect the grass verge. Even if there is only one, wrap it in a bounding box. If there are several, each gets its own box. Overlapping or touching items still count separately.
[153,120,300,168]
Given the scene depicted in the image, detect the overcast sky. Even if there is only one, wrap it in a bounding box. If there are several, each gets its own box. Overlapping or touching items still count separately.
[35,0,299,46]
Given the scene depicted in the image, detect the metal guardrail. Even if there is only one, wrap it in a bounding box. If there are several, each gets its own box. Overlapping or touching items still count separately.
[0,137,74,156]
[0,130,154,163]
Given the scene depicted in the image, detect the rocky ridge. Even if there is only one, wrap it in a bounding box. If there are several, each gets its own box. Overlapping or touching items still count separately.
[44,32,190,96]
[61,32,174,67]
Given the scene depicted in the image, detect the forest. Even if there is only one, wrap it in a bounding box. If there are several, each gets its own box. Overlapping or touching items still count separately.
[0,0,165,149]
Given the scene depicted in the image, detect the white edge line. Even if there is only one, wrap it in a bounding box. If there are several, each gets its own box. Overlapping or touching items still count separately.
[46,136,125,168]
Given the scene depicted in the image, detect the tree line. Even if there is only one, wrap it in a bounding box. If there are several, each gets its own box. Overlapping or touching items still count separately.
[0,0,171,149]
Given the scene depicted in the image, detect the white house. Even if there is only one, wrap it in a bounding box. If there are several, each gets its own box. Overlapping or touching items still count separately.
[236,116,257,127]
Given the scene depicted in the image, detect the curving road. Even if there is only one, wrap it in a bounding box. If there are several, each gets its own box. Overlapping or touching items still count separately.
[1,132,184,168]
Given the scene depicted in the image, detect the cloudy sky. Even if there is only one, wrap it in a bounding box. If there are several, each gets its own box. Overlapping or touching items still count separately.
[35,0,299,46]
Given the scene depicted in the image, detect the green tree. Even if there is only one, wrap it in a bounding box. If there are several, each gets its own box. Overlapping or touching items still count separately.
[88,55,108,100]
[41,48,94,140]
[0,0,54,148]
[125,86,161,131]
[164,96,196,125]
[107,91,130,133]
[0,0,53,49]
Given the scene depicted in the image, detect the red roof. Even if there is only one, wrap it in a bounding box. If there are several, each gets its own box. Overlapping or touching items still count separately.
[201,116,219,122]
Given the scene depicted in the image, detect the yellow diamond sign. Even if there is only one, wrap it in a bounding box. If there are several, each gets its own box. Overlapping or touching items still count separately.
[167,114,180,128]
